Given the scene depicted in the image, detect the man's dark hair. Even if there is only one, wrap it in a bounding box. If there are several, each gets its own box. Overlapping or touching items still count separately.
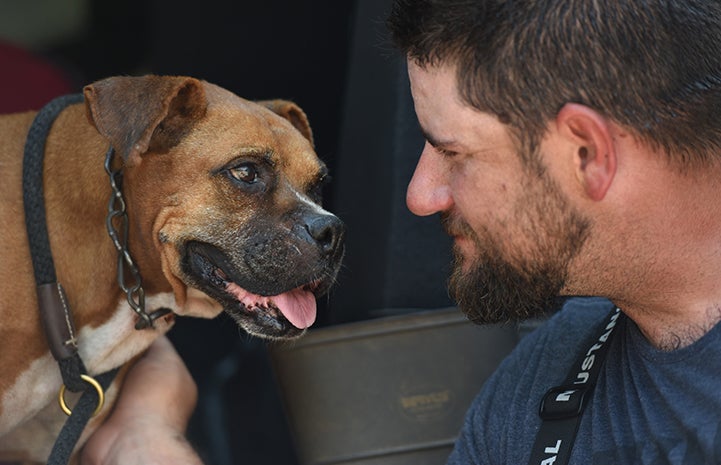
[388,0,721,166]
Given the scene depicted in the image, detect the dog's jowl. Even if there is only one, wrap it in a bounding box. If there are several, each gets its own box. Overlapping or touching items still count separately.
[0,75,344,462]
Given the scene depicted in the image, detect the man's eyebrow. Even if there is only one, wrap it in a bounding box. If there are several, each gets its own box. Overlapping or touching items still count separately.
[419,125,456,149]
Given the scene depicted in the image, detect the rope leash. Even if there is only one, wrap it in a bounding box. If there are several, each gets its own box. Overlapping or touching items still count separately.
[22,94,117,465]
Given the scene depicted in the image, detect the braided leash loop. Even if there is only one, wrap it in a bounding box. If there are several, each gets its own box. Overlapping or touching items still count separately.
[21,94,121,465]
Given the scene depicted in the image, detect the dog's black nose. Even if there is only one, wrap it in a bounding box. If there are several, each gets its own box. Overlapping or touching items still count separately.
[307,214,345,255]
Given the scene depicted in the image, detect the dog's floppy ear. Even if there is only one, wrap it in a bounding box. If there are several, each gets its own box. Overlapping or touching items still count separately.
[258,99,314,147]
[83,75,207,165]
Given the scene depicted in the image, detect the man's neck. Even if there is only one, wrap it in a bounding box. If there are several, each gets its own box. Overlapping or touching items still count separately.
[618,300,721,351]
[584,158,721,351]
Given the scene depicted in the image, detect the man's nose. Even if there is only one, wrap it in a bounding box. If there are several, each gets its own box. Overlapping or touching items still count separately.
[406,142,453,217]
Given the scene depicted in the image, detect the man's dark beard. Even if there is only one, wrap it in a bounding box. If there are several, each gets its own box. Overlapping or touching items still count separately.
[448,244,568,324]
[443,171,590,324]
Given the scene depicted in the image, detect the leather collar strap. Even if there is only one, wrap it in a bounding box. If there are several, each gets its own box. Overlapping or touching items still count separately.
[527,307,623,465]
[22,94,119,465]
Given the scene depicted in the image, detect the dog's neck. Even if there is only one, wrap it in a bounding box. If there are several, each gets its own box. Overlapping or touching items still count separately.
[42,104,173,328]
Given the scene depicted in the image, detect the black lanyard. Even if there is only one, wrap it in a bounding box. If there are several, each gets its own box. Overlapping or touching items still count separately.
[527,307,623,465]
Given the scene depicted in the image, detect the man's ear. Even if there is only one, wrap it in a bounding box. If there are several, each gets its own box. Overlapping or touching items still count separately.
[555,103,617,201]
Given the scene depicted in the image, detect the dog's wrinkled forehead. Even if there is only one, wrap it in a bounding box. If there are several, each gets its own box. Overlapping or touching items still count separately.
[197,82,324,188]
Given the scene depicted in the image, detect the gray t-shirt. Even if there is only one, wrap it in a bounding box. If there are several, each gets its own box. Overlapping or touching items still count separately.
[448,297,721,464]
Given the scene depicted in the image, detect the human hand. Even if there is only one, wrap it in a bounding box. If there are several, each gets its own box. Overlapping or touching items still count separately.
[80,336,203,465]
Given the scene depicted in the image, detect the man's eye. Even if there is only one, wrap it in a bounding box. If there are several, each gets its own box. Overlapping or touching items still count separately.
[436,146,458,157]
[229,163,259,183]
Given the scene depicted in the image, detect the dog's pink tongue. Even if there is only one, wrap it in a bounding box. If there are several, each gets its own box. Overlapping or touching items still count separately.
[225,283,317,329]
[271,288,317,329]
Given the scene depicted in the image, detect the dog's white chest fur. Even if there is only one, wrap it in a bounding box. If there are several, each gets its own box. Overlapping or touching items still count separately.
[0,293,177,461]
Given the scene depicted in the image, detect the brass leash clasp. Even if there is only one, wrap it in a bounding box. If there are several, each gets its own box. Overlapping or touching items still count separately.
[58,374,105,417]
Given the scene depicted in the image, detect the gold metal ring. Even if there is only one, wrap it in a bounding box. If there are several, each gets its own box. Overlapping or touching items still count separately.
[58,374,105,417]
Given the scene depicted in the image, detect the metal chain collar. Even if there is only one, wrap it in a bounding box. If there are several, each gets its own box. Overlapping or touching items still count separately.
[104,147,170,330]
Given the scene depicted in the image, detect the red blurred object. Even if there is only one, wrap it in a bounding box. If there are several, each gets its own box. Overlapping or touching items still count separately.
[0,41,75,114]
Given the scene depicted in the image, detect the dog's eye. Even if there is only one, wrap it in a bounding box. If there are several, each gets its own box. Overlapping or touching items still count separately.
[309,173,330,203]
[229,163,259,183]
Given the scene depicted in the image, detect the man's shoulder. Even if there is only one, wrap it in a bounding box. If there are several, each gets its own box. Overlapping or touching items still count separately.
[473,297,617,416]
[448,297,617,464]
[473,296,616,408]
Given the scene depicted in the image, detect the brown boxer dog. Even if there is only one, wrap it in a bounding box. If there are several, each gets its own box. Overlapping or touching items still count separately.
[0,75,344,463]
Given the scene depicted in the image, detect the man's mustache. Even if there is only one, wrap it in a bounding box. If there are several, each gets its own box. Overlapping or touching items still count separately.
[440,211,476,238]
